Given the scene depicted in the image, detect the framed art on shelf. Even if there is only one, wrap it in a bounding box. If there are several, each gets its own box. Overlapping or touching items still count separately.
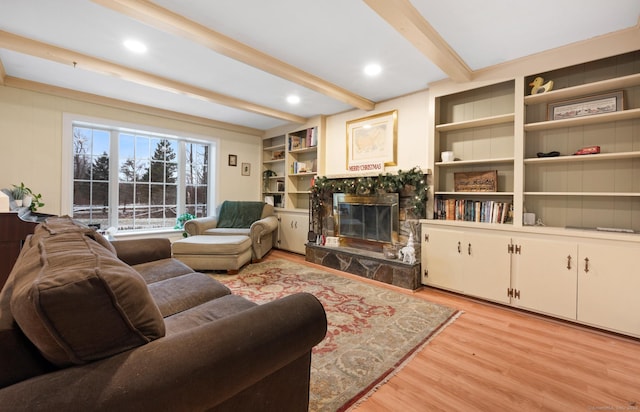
[346,110,397,169]
[547,91,624,120]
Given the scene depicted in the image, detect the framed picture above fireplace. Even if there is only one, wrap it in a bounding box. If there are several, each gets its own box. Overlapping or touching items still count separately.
[346,110,397,170]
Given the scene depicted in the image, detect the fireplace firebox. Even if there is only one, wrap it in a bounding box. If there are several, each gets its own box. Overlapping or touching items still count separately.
[333,193,399,251]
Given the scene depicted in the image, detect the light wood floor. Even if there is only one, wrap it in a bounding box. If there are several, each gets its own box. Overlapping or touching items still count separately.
[266,250,640,412]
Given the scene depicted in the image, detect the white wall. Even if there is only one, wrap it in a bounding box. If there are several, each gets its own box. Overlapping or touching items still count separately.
[324,90,429,177]
[0,86,262,215]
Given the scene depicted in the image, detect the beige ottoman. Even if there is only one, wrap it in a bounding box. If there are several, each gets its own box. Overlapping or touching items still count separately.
[172,235,252,274]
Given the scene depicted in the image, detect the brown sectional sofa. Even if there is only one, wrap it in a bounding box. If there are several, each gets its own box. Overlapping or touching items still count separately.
[0,216,327,411]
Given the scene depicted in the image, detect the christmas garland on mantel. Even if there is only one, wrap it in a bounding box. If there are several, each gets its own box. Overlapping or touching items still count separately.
[310,167,429,218]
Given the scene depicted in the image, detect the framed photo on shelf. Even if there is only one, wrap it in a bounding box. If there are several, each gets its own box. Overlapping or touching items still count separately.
[228,154,237,166]
[547,91,624,120]
[241,162,251,176]
[346,110,397,169]
[276,181,285,192]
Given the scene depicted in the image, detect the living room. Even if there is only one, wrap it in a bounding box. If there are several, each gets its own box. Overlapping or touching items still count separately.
[1,1,640,410]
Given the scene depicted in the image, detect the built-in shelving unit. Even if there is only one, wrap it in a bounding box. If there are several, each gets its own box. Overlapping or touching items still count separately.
[286,127,319,210]
[261,134,286,208]
[422,50,640,339]
[432,79,516,224]
[262,117,324,254]
[523,50,640,232]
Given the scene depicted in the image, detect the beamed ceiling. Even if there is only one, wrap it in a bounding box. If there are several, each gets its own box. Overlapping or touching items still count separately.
[0,0,639,135]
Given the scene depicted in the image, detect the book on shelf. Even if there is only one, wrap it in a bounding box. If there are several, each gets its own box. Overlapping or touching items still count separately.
[292,161,307,174]
[288,128,318,151]
[435,198,512,224]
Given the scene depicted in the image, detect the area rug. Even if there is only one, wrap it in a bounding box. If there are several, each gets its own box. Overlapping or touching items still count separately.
[210,259,459,412]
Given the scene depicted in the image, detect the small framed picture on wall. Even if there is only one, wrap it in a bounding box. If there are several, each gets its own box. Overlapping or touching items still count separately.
[241,162,251,176]
[228,154,237,166]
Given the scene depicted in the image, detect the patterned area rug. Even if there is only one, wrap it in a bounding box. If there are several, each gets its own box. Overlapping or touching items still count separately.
[211,259,459,412]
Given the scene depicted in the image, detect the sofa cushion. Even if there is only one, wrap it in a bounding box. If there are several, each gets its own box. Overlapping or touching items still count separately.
[147,273,231,317]
[163,294,257,335]
[0,240,55,389]
[203,227,251,237]
[133,257,194,284]
[10,217,165,367]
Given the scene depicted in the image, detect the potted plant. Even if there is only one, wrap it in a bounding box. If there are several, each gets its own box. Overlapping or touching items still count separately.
[11,183,27,207]
[263,169,276,192]
[28,191,45,212]
[11,183,45,211]
[175,213,196,237]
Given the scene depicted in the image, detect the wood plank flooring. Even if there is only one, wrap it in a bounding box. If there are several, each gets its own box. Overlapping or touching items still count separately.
[266,250,640,412]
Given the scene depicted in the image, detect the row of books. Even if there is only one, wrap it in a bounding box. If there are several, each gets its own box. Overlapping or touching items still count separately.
[291,160,317,174]
[288,127,318,151]
[434,198,513,224]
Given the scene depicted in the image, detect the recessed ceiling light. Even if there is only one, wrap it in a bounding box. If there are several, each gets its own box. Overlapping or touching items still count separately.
[364,63,382,77]
[123,39,147,54]
[286,95,301,105]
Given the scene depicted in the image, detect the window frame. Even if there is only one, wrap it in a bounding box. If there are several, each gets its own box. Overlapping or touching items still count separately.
[62,113,218,234]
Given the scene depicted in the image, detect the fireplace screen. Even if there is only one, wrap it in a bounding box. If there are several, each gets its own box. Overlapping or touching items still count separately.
[333,193,399,244]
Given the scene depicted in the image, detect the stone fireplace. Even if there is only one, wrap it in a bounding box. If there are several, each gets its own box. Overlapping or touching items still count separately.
[333,193,399,251]
[305,172,427,290]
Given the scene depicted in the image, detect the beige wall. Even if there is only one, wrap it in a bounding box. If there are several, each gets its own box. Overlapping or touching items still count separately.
[324,90,429,177]
[0,86,262,216]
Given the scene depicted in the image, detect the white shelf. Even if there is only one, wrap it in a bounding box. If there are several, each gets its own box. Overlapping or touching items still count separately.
[263,158,285,164]
[524,151,640,164]
[263,143,286,151]
[290,172,316,176]
[524,108,640,132]
[289,146,317,154]
[524,73,640,105]
[436,191,514,196]
[436,113,514,132]
[436,157,514,166]
[524,192,640,197]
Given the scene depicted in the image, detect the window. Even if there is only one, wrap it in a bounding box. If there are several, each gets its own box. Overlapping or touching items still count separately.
[70,120,215,232]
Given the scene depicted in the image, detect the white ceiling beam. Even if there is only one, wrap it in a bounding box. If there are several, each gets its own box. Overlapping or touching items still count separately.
[91,0,376,111]
[0,30,307,124]
[364,0,472,82]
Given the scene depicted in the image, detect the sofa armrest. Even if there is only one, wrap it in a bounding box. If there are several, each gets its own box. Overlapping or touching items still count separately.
[110,238,171,266]
[250,215,278,244]
[184,216,218,236]
[0,293,327,412]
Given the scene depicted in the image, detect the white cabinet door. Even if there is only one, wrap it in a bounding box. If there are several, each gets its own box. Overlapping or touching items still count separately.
[278,212,309,254]
[511,237,578,320]
[577,242,640,337]
[421,225,511,303]
[422,226,465,292]
[463,231,511,304]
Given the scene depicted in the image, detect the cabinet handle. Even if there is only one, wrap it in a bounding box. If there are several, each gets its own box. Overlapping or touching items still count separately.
[294,221,298,229]
[457,241,461,254]
[290,221,294,228]
[468,243,471,255]
[584,257,590,273]
[424,233,429,242]
[567,255,572,270]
